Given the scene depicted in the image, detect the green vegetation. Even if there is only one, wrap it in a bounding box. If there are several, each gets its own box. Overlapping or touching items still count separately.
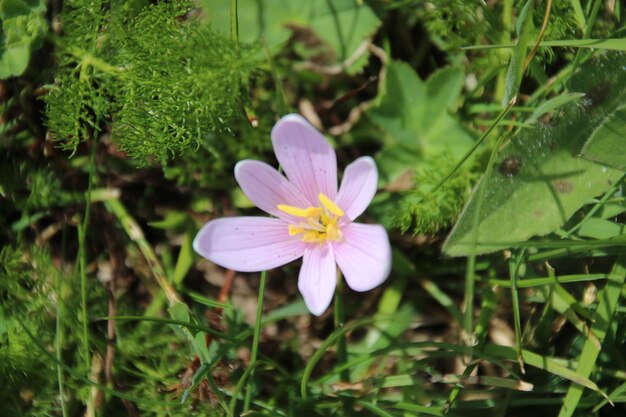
[1,0,626,416]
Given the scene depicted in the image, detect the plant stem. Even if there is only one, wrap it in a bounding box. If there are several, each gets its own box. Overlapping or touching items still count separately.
[509,249,527,374]
[495,0,513,101]
[463,253,477,342]
[464,110,515,345]
[334,275,349,382]
[335,275,353,415]
[104,199,180,306]
[263,38,289,115]
[56,227,68,417]
[78,134,98,416]
[230,0,238,43]
[243,270,267,412]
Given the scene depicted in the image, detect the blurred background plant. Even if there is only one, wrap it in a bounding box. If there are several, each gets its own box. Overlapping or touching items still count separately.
[1,0,626,416]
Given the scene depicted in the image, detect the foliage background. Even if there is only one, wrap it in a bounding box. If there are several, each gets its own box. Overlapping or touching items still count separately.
[1,0,626,416]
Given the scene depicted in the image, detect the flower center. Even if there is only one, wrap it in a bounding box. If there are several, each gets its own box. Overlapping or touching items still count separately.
[277,193,345,244]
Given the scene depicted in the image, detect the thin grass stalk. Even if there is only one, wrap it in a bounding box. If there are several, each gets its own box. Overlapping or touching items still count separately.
[571,0,602,71]
[334,273,349,381]
[495,0,513,101]
[78,133,98,415]
[230,0,238,43]
[243,270,267,412]
[104,199,180,305]
[509,249,527,373]
[557,256,626,417]
[430,97,516,197]
[462,254,477,342]
[56,227,68,417]
[463,98,517,340]
[263,38,289,115]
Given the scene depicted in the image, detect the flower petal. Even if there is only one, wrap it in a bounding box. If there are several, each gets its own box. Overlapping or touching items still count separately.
[334,223,391,292]
[271,114,337,205]
[298,244,337,316]
[335,156,378,221]
[235,160,310,221]
[193,217,306,272]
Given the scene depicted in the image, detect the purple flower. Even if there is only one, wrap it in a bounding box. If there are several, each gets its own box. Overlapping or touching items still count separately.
[193,114,391,316]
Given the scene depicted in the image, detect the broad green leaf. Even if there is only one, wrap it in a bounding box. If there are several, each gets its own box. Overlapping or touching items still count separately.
[600,202,626,219]
[444,53,626,256]
[368,61,474,183]
[0,44,30,78]
[1,0,31,16]
[581,105,626,170]
[202,0,381,73]
[375,145,420,184]
[577,218,626,240]
[425,66,465,121]
[0,0,47,79]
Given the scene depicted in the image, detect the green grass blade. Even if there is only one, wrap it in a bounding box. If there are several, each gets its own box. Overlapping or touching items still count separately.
[357,400,394,417]
[557,257,626,417]
[99,315,235,341]
[569,0,587,30]
[482,344,605,394]
[461,38,626,51]
[593,380,626,412]
[508,250,526,373]
[243,270,267,412]
[420,277,463,326]
[301,318,373,400]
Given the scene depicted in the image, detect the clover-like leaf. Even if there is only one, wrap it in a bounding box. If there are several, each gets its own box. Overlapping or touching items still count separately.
[368,60,474,183]
[0,0,47,79]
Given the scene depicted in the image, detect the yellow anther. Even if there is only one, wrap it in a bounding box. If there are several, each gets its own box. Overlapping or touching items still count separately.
[326,222,340,241]
[280,196,343,244]
[318,193,344,217]
[306,219,317,229]
[277,204,310,218]
[277,204,322,219]
[306,207,323,218]
[288,225,304,236]
[302,231,322,243]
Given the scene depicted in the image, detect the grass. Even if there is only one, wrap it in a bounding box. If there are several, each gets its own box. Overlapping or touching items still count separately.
[1,0,626,416]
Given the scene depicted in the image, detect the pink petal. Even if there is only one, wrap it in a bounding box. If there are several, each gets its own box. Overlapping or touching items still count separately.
[333,223,391,292]
[298,244,337,316]
[335,156,378,221]
[235,160,310,221]
[193,217,306,272]
[271,114,337,205]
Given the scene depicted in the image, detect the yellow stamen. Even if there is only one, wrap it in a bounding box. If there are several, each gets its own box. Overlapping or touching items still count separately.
[326,222,339,240]
[302,230,323,243]
[288,225,304,235]
[278,196,344,244]
[277,204,321,218]
[318,193,344,217]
